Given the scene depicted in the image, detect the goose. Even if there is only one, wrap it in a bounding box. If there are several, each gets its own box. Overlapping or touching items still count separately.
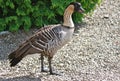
[8,2,84,75]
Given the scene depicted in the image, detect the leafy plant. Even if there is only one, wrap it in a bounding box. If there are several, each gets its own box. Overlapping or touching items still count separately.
[0,0,102,32]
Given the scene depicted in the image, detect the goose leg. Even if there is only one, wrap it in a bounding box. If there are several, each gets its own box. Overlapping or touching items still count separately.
[48,57,53,74]
[41,54,45,72]
[48,57,60,75]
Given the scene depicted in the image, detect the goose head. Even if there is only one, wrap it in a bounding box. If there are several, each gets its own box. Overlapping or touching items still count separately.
[64,2,85,14]
[69,2,85,13]
[63,2,84,27]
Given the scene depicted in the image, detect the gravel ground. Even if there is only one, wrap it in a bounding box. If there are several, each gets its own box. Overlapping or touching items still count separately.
[0,0,120,81]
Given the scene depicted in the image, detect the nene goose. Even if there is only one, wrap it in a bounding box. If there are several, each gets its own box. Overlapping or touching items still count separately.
[8,2,84,75]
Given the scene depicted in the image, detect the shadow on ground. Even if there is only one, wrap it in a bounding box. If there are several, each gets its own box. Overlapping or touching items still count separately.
[74,22,87,33]
[0,75,41,81]
[0,29,36,60]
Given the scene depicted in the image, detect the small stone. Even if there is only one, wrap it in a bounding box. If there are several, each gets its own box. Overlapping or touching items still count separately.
[0,31,10,38]
[0,31,10,36]
[59,63,64,67]
[103,14,109,19]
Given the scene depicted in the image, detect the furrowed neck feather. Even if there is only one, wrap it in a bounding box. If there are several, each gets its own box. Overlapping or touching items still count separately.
[63,5,74,28]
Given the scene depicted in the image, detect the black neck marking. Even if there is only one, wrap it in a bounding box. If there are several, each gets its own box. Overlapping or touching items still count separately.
[62,25,74,29]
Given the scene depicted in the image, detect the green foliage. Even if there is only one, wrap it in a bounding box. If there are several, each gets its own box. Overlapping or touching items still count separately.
[0,0,102,32]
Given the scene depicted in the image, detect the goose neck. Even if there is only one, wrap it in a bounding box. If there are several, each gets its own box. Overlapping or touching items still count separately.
[63,5,74,28]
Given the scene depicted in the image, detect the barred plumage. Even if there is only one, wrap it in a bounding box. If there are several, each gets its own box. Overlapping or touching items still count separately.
[8,2,84,75]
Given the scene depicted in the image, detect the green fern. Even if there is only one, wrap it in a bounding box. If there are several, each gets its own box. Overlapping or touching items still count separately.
[0,0,102,32]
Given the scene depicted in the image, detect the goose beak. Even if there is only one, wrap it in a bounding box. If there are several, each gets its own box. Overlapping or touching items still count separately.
[78,7,85,13]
